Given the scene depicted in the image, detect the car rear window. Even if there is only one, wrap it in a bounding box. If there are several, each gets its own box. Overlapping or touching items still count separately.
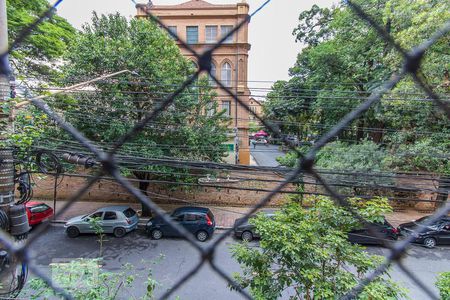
[207,211,215,221]
[185,213,200,221]
[123,208,136,218]
[30,204,50,213]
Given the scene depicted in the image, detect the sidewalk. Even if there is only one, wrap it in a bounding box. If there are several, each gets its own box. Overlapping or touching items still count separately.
[41,200,430,229]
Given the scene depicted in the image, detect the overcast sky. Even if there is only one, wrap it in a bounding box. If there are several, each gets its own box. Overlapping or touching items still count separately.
[57,0,336,94]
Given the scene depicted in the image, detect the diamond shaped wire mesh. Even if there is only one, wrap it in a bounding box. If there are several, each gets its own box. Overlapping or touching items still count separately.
[0,0,449,299]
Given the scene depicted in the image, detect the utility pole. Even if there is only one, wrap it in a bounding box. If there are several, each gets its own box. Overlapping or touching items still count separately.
[0,0,14,210]
[0,0,15,290]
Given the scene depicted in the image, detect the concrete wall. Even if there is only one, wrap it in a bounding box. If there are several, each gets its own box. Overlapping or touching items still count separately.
[29,171,447,212]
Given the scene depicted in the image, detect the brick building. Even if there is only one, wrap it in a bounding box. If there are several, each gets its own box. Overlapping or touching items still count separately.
[136,0,251,165]
[249,97,263,122]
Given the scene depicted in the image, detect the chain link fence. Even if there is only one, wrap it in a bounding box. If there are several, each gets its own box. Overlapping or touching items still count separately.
[0,0,449,299]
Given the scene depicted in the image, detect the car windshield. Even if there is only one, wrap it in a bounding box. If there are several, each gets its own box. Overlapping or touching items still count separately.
[123,208,136,218]
[415,216,429,224]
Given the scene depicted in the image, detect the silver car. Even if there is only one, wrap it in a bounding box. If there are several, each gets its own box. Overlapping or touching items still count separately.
[64,206,139,238]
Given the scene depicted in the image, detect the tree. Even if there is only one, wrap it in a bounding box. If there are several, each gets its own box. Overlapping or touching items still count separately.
[230,196,406,299]
[277,141,393,197]
[48,13,229,215]
[22,258,159,300]
[436,272,450,300]
[2,0,74,159]
[88,216,107,257]
[7,0,75,77]
[263,0,449,172]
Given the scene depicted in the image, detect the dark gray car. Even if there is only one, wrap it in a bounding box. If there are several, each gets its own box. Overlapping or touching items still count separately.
[234,213,275,242]
[64,206,139,238]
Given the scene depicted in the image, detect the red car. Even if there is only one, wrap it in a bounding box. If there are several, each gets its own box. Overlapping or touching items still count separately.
[25,202,54,226]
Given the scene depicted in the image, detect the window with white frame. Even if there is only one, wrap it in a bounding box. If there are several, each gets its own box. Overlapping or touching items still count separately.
[186,26,198,44]
[208,63,216,86]
[221,62,232,87]
[190,60,198,71]
[205,25,217,43]
[168,26,177,39]
[221,25,233,43]
[206,102,215,116]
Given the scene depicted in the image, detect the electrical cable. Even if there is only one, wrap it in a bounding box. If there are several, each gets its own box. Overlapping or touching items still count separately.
[14,171,33,205]
[42,171,449,204]
[29,144,450,179]
[0,210,9,231]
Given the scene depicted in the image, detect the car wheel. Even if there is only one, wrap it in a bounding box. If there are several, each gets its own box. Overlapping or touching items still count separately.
[66,226,80,238]
[241,231,253,242]
[423,237,436,248]
[113,227,126,238]
[196,230,208,242]
[151,229,163,240]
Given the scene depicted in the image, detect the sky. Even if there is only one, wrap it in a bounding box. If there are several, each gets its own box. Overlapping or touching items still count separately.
[57,0,336,95]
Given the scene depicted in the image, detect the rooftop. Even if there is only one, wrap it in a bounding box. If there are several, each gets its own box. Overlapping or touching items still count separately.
[137,0,248,10]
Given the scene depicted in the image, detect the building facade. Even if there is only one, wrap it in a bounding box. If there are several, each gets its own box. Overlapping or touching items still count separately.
[248,97,263,123]
[136,0,251,165]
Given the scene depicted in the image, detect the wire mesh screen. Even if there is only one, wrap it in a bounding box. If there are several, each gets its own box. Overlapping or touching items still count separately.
[0,0,449,299]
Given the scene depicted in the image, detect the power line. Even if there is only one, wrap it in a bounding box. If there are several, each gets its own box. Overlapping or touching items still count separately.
[35,171,449,204]
[29,143,450,178]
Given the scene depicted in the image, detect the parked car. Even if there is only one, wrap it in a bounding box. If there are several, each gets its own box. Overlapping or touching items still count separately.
[284,135,299,147]
[398,216,450,248]
[146,206,215,242]
[64,206,139,238]
[25,201,53,226]
[348,219,398,245]
[234,213,275,242]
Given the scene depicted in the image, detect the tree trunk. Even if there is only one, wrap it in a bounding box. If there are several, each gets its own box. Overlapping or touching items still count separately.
[370,120,384,143]
[135,172,152,217]
[139,180,152,217]
[356,119,365,141]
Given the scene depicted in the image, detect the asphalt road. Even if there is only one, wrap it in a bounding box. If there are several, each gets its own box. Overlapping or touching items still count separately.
[250,144,285,167]
[26,225,450,300]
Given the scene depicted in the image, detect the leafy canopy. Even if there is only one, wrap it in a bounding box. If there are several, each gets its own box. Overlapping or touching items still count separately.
[231,196,405,299]
[436,272,450,300]
[264,0,450,173]
[7,0,76,77]
[35,13,230,213]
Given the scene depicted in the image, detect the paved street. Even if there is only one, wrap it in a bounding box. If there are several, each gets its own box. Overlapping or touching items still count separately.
[27,225,450,300]
[250,144,285,167]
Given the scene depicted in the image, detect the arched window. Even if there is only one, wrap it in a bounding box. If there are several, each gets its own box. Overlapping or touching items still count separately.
[190,61,199,101]
[221,62,232,87]
[190,60,198,71]
[208,63,216,86]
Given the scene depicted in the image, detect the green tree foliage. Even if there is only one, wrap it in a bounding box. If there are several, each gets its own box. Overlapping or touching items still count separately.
[3,0,74,155]
[6,0,75,77]
[59,13,228,160]
[88,216,107,257]
[264,0,449,173]
[436,272,450,300]
[22,258,159,300]
[277,141,394,196]
[45,13,229,214]
[231,196,406,299]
